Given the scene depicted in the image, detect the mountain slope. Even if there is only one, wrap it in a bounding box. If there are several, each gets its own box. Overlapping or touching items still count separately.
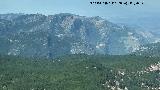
[0,13,159,58]
[134,42,160,57]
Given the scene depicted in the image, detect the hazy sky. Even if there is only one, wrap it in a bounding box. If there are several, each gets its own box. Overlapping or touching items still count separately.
[0,0,160,18]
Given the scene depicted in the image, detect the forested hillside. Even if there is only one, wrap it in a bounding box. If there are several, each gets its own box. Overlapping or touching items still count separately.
[0,54,159,90]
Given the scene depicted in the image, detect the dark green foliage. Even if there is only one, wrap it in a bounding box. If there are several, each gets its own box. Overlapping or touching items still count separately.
[0,54,159,90]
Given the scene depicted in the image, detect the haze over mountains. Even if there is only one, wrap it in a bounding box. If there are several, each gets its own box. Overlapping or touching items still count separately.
[109,15,160,35]
[0,13,160,58]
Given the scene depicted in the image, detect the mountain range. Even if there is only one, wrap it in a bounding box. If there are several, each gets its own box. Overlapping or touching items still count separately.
[0,13,160,58]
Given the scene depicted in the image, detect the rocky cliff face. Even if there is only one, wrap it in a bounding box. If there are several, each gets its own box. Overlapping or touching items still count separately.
[0,13,159,58]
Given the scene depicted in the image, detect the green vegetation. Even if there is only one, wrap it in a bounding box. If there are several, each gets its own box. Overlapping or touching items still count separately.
[0,54,159,90]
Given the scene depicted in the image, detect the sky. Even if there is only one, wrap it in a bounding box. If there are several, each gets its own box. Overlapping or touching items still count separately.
[0,0,160,29]
[0,0,160,17]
